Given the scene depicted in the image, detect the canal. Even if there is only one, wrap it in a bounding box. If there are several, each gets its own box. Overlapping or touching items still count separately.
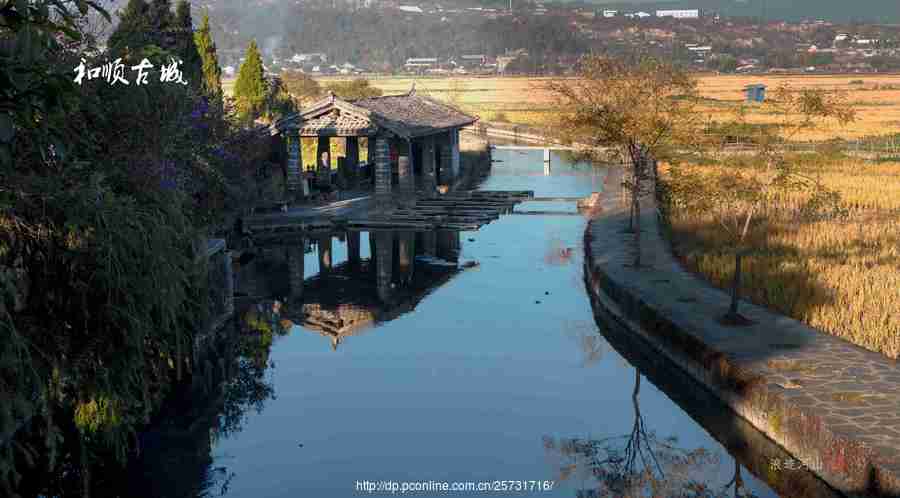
[19,146,843,497]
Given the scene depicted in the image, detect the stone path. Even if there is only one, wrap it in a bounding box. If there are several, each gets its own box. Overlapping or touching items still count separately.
[585,166,900,497]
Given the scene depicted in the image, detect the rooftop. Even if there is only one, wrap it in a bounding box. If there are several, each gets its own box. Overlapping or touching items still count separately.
[272,86,478,138]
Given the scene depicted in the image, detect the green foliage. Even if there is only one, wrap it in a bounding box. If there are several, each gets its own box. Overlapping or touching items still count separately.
[148,0,175,51]
[0,0,242,493]
[174,0,202,91]
[233,39,267,123]
[323,79,383,100]
[194,9,223,99]
[107,0,153,56]
[0,0,111,171]
[262,76,297,122]
[717,54,738,73]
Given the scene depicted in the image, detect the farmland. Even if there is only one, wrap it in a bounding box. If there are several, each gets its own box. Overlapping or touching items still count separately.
[310,74,900,142]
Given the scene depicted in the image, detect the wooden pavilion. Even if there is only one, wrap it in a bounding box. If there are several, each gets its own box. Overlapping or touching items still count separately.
[269,86,478,205]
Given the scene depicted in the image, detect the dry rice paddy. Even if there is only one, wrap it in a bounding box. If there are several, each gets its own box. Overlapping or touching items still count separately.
[662,157,900,358]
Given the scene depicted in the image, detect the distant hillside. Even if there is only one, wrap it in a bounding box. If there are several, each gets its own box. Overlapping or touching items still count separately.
[556,0,900,23]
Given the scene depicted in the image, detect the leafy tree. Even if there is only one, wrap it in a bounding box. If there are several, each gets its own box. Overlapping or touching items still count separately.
[194,9,223,99]
[717,54,738,73]
[107,0,153,56]
[174,0,202,89]
[0,0,240,494]
[663,86,855,323]
[262,76,297,122]
[549,55,700,268]
[148,0,176,51]
[323,79,383,100]
[233,39,267,122]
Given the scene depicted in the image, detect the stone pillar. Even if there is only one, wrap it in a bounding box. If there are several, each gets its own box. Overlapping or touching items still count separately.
[317,136,331,187]
[421,231,438,257]
[397,231,415,284]
[398,155,413,198]
[375,231,393,303]
[346,136,360,189]
[367,136,376,166]
[439,140,453,188]
[287,242,305,305]
[317,235,332,275]
[451,128,461,181]
[437,230,460,263]
[421,135,437,196]
[369,231,377,276]
[347,230,361,271]
[336,156,347,190]
[286,132,302,198]
[374,136,392,212]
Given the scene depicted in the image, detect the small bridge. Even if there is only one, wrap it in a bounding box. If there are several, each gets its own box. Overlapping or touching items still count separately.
[490,144,579,152]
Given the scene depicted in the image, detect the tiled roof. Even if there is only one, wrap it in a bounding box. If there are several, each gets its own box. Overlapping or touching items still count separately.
[352,91,478,138]
[296,110,377,136]
[270,88,478,139]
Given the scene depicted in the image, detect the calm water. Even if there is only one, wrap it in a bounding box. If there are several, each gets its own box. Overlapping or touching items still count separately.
[103,148,841,497]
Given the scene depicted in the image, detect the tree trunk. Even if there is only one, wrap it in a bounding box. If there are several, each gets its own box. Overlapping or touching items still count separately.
[728,250,743,317]
[633,195,641,267]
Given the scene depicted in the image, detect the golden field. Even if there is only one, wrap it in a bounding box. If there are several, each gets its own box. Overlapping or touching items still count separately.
[662,157,900,358]
[693,74,900,141]
[226,74,900,140]
[316,74,900,141]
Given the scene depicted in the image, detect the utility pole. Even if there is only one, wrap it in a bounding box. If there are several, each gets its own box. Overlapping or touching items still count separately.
[509,0,512,11]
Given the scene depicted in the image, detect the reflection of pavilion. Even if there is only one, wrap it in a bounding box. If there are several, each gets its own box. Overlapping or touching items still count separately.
[283,229,463,349]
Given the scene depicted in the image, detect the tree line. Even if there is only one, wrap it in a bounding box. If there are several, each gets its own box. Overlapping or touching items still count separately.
[206,5,584,71]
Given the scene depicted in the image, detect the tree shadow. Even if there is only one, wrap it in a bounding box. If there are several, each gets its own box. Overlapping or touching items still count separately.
[662,216,840,329]
[578,288,848,498]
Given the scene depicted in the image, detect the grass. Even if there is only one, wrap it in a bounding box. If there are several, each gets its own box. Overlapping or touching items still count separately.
[661,156,900,358]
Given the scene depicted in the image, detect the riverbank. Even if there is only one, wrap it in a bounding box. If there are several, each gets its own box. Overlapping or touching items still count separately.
[583,166,900,497]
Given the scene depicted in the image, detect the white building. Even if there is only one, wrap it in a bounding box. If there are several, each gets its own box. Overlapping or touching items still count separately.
[397,5,423,13]
[603,9,617,18]
[291,53,327,64]
[405,58,438,69]
[656,9,700,19]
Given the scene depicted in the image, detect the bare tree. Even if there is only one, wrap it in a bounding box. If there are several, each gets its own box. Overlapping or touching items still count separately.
[548,56,701,268]
[545,368,719,497]
[664,85,855,324]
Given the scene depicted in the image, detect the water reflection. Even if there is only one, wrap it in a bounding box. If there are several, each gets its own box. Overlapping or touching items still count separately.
[545,367,748,498]
[10,298,288,498]
[238,229,465,351]
[10,145,846,497]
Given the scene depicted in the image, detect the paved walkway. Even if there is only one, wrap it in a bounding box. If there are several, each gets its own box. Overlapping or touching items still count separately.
[585,166,900,497]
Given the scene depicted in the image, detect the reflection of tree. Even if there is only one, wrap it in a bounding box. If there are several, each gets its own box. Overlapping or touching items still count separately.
[721,459,758,498]
[545,368,732,498]
[562,320,604,367]
[11,302,289,497]
[217,302,290,439]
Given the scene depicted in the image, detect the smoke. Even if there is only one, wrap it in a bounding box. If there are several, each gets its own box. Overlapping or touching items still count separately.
[264,35,282,58]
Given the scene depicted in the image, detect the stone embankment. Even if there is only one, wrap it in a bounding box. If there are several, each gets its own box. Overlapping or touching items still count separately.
[584,165,900,497]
